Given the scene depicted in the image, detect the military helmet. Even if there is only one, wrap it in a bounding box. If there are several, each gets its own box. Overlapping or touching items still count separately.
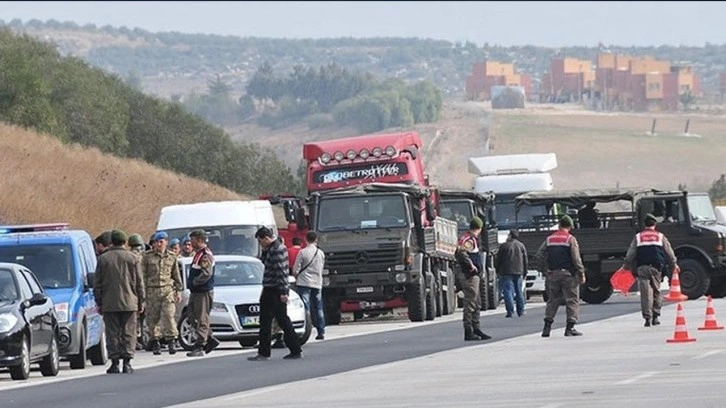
[128,233,145,247]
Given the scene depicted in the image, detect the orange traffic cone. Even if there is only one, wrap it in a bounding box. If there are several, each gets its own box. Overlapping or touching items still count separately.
[666,303,697,343]
[664,266,688,302]
[698,295,724,330]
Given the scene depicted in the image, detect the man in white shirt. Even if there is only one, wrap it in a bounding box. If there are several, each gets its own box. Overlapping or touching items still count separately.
[292,231,326,340]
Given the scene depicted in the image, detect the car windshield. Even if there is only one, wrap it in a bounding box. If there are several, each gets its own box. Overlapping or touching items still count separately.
[185,260,263,286]
[317,195,408,231]
[0,269,19,302]
[0,245,74,289]
[440,201,473,230]
[165,226,259,256]
[687,195,718,222]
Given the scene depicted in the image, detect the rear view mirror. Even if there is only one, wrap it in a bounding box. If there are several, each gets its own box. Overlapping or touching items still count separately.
[26,293,48,308]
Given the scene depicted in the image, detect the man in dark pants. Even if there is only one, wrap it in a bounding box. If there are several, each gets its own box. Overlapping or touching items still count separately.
[536,215,586,337]
[248,227,303,361]
[455,217,492,341]
[186,229,220,357]
[495,229,528,318]
[622,213,678,327]
[93,229,145,374]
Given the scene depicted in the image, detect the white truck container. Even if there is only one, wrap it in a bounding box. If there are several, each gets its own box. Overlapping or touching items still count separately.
[156,200,277,257]
[469,153,558,299]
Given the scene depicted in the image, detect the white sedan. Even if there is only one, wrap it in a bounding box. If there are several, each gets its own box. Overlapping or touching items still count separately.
[176,255,311,350]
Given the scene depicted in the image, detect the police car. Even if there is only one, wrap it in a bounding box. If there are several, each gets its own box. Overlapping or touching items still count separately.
[0,224,107,369]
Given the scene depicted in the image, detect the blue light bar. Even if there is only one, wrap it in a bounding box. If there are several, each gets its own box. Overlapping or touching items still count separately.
[0,223,70,234]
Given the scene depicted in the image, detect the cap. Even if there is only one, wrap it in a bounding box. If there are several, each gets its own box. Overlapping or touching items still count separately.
[127,233,144,247]
[181,236,191,245]
[508,229,519,239]
[644,213,658,224]
[169,238,180,246]
[469,217,484,230]
[111,229,128,245]
[153,231,169,241]
[559,215,574,228]
[189,229,207,239]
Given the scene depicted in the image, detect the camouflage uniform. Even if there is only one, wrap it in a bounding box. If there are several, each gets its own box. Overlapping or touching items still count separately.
[127,234,147,351]
[141,248,182,352]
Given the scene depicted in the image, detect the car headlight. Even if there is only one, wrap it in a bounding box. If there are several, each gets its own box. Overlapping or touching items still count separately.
[211,302,228,313]
[54,303,69,323]
[290,297,304,309]
[0,313,18,333]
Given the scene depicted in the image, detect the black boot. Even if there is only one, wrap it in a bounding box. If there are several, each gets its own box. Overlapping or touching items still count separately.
[644,318,651,327]
[464,328,482,341]
[167,339,177,355]
[473,328,492,340]
[122,358,134,374]
[151,339,161,355]
[541,321,552,338]
[652,317,661,326]
[564,322,583,336]
[106,359,120,374]
[205,336,221,354]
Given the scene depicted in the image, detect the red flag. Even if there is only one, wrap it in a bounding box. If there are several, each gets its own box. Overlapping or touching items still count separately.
[610,267,636,296]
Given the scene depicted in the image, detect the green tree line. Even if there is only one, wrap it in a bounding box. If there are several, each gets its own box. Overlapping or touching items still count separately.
[0,30,298,195]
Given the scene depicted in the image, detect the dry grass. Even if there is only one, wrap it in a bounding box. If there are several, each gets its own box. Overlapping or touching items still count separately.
[0,123,247,239]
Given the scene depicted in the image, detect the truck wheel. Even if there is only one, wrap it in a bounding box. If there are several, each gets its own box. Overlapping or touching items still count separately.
[407,277,426,322]
[707,277,726,299]
[580,277,613,304]
[325,303,341,326]
[479,274,489,311]
[487,273,499,310]
[442,266,456,315]
[678,259,709,300]
[434,272,443,317]
[69,326,87,370]
[425,279,436,321]
[88,329,108,366]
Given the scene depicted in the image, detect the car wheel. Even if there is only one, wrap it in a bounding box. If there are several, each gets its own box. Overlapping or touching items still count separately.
[88,328,108,366]
[69,326,87,370]
[177,313,197,352]
[10,337,30,380]
[238,339,258,348]
[298,311,312,345]
[40,335,60,377]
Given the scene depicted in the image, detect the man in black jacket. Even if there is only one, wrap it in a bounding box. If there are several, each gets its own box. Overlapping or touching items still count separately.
[495,229,528,318]
[248,227,303,361]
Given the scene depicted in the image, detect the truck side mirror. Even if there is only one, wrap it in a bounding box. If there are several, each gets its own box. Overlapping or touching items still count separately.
[86,272,95,291]
[425,198,436,222]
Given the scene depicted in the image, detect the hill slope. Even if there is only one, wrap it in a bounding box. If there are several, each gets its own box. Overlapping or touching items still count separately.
[0,123,246,238]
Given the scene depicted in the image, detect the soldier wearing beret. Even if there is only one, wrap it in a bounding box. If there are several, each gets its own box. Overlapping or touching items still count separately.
[186,229,220,357]
[455,217,492,341]
[622,213,678,327]
[180,236,195,257]
[535,215,585,337]
[93,229,145,374]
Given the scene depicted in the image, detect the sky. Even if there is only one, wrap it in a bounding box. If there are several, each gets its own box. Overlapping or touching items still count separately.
[0,1,724,47]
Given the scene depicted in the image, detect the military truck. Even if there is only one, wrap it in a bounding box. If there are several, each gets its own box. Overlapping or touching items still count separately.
[439,190,500,310]
[513,188,726,303]
[310,183,458,323]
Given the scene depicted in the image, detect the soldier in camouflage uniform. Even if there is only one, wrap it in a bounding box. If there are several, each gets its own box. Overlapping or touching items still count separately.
[141,231,183,355]
[180,236,195,257]
[128,234,147,351]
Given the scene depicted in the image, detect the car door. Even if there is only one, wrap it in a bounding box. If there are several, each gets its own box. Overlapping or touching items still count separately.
[79,241,102,347]
[21,269,54,354]
[17,268,46,357]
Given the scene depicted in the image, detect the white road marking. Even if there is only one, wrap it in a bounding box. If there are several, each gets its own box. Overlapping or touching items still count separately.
[615,371,658,385]
[692,349,722,360]
[538,403,565,408]
[223,385,282,401]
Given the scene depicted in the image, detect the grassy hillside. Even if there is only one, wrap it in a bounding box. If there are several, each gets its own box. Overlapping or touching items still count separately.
[0,123,247,239]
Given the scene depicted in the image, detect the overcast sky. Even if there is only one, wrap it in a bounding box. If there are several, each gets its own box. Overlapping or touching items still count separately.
[1,1,723,47]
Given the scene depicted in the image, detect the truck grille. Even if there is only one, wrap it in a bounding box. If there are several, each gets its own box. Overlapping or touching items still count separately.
[326,243,401,273]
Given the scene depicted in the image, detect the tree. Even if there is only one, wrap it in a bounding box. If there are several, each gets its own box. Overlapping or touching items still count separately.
[679,90,695,111]
[709,174,726,200]
[207,74,232,96]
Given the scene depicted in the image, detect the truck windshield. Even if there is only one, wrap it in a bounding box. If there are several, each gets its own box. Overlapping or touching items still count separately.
[317,195,408,231]
[687,195,718,222]
[0,245,74,289]
[164,226,259,256]
[440,201,473,230]
[499,199,549,229]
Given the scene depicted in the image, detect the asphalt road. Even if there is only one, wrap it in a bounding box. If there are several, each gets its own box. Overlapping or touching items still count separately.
[0,297,642,408]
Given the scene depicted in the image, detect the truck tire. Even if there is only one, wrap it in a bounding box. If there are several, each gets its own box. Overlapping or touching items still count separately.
[707,277,726,299]
[442,266,456,315]
[425,278,436,321]
[580,276,613,304]
[487,273,499,310]
[434,270,443,317]
[407,277,427,322]
[69,326,87,370]
[325,302,341,326]
[479,273,489,312]
[678,259,709,300]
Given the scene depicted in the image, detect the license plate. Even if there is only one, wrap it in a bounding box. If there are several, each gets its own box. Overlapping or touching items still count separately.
[356,286,374,293]
[241,316,260,327]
